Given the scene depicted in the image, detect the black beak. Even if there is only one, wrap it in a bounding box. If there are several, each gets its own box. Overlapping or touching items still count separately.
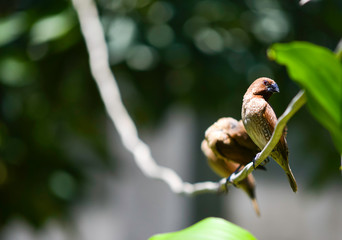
[267,83,280,93]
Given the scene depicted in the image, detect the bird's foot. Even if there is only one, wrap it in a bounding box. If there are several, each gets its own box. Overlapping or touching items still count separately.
[233,164,242,174]
[253,152,262,169]
[260,157,271,167]
[225,174,238,191]
[223,164,241,192]
[256,165,267,171]
[223,177,230,193]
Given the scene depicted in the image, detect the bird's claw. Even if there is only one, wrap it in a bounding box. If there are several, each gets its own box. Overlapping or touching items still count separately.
[253,152,262,169]
[224,176,231,193]
[225,174,238,191]
[260,157,270,166]
[256,165,267,171]
[223,175,235,193]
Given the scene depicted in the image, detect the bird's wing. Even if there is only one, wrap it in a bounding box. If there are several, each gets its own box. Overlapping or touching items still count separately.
[215,138,255,166]
[201,140,233,178]
[263,104,289,159]
[229,120,260,151]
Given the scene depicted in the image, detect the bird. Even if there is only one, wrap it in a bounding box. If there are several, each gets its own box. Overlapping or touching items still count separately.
[202,117,261,216]
[204,117,268,169]
[241,77,297,192]
[204,118,260,165]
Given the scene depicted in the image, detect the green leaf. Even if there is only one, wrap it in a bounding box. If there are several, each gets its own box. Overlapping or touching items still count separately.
[0,57,36,86]
[30,9,75,45]
[149,217,257,240]
[268,41,342,154]
[0,13,28,46]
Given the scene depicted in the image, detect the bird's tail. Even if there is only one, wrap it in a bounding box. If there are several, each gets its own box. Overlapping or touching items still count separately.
[251,198,261,217]
[273,153,298,192]
[240,177,261,217]
[286,168,297,193]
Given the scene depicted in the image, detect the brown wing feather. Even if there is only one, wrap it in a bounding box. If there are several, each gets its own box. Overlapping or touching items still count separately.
[205,117,259,166]
[230,120,260,151]
[215,139,256,166]
[263,104,289,159]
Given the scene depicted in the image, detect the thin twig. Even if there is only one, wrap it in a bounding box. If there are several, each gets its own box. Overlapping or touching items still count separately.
[227,90,307,185]
[71,0,218,196]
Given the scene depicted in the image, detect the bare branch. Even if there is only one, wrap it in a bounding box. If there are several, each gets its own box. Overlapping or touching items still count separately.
[227,90,307,186]
[71,0,219,196]
[299,0,312,6]
[71,0,307,195]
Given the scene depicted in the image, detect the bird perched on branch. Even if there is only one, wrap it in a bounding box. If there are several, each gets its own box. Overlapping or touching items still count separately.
[241,77,297,192]
[202,117,261,216]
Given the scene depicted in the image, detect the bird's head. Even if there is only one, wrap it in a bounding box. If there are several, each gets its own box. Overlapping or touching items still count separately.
[247,77,279,101]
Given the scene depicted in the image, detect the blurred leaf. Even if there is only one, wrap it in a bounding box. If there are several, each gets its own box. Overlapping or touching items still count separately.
[30,9,75,45]
[268,41,342,154]
[0,57,36,86]
[0,12,27,46]
[149,217,257,240]
[49,170,76,200]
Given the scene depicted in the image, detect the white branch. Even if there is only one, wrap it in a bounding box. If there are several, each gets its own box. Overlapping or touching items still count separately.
[71,0,219,196]
[227,90,307,185]
[71,0,307,195]
[299,0,312,6]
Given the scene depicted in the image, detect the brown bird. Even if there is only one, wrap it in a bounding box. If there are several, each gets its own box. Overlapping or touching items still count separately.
[241,77,297,192]
[202,117,261,216]
[204,117,261,166]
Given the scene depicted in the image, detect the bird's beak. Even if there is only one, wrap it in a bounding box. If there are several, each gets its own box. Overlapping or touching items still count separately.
[267,83,280,93]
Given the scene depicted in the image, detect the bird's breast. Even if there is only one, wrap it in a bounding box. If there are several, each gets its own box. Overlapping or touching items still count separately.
[242,99,271,149]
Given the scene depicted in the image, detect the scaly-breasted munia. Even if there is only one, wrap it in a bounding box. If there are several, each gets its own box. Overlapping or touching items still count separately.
[241,77,297,192]
[202,117,261,216]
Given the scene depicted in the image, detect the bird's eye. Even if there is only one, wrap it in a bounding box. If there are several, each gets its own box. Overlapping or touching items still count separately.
[263,80,268,86]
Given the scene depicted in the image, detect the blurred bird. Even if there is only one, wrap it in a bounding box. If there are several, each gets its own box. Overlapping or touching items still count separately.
[202,117,261,216]
[241,77,297,192]
[204,117,260,166]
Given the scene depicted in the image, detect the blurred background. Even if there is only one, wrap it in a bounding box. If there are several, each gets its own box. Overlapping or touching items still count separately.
[0,0,341,239]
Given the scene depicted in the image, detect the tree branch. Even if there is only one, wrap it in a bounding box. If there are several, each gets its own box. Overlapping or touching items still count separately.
[299,0,312,6]
[71,0,220,196]
[71,0,307,195]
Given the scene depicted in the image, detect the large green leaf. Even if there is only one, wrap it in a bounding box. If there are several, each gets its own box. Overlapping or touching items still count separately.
[268,42,342,154]
[149,217,257,240]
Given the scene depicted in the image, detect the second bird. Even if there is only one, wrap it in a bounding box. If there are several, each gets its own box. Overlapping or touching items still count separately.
[241,77,297,192]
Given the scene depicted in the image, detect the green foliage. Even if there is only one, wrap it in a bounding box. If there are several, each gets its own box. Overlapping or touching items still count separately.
[268,42,342,154]
[149,217,256,240]
[0,1,110,227]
